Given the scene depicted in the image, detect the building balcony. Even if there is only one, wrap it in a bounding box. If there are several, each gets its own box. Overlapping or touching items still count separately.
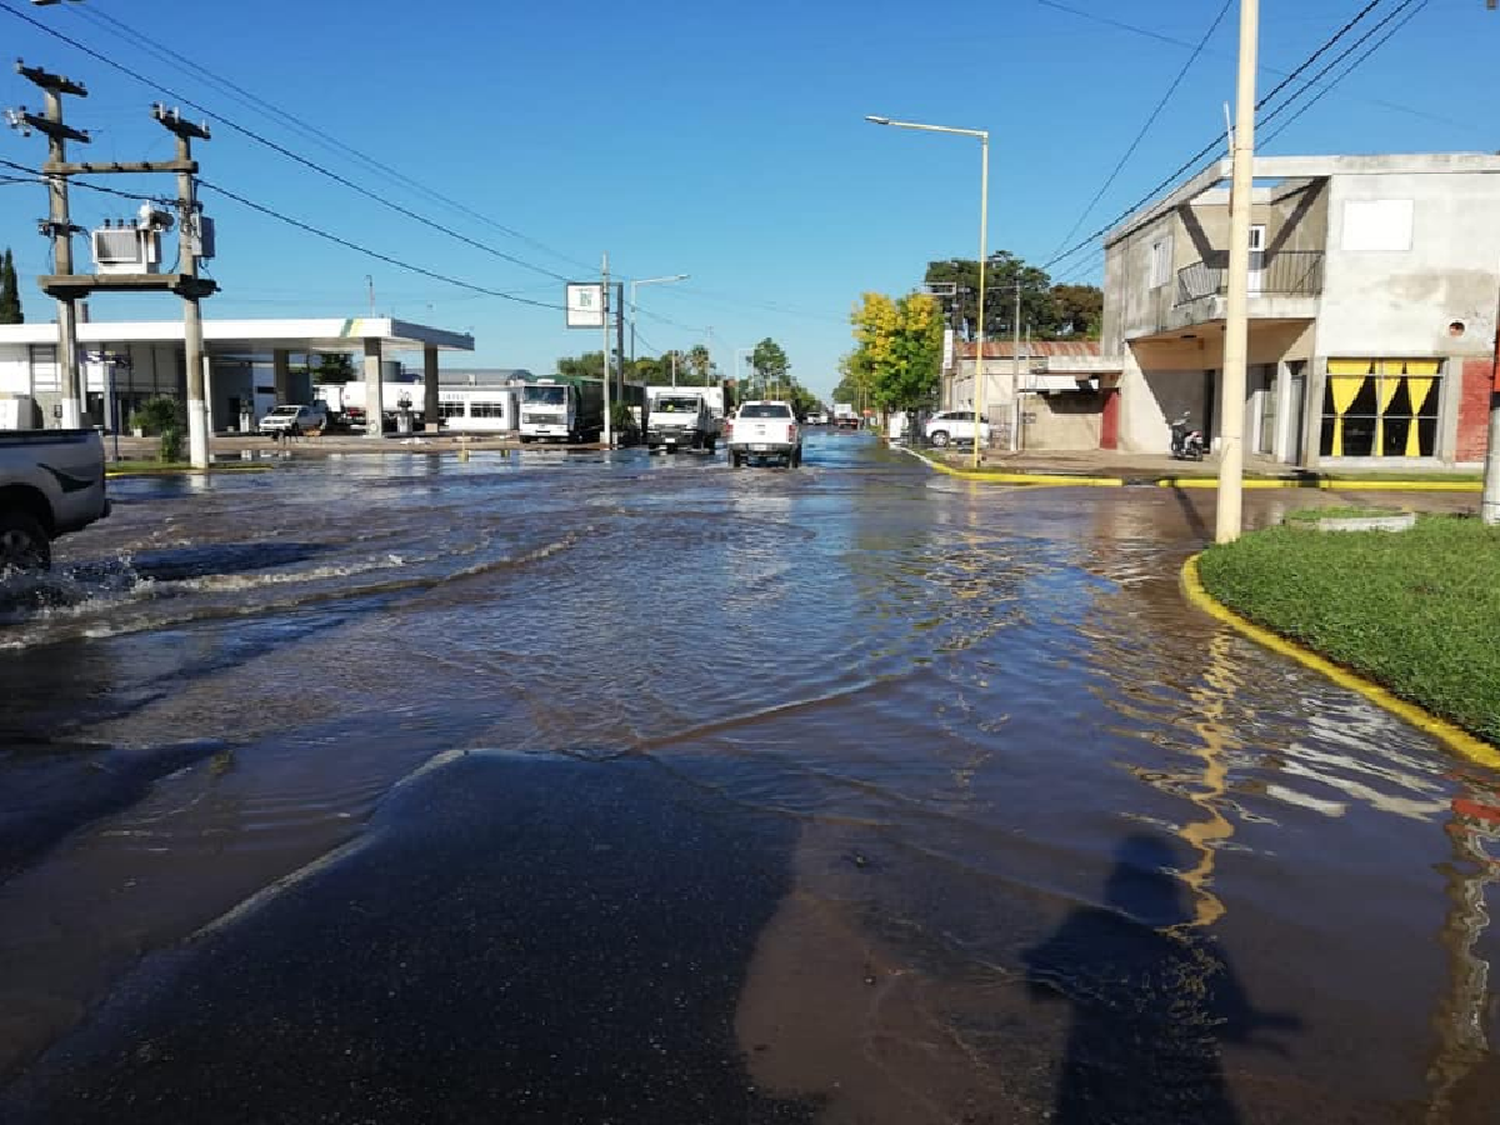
[1175,250,1325,305]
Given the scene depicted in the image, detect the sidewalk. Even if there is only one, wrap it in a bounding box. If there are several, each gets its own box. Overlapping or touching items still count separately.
[926,445,1482,485]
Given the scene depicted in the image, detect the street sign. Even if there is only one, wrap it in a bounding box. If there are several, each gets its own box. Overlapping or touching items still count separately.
[565,282,605,329]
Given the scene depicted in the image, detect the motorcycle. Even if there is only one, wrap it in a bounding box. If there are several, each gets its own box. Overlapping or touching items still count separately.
[1170,413,1207,461]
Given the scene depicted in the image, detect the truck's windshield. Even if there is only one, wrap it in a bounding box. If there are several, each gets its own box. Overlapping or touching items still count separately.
[739,404,792,419]
[653,397,699,413]
[523,387,568,406]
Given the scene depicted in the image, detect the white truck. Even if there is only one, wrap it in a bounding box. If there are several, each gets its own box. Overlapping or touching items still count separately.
[518,379,603,444]
[644,385,723,453]
[257,403,329,437]
[314,382,426,432]
[833,402,860,430]
[0,429,110,570]
[725,401,802,469]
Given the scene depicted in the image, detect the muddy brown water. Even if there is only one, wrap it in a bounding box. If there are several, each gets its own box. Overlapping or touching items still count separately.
[0,433,1496,1123]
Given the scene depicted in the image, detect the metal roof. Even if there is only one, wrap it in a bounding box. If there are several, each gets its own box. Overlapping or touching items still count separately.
[0,316,474,353]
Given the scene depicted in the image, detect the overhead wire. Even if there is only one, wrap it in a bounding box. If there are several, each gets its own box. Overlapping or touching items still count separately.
[1259,0,1430,146]
[0,157,567,311]
[69,4,598,276]
[1045,0,1233,262]
[0,0,573,284]
[1041,0,1390,271]
[1033,0,1466,130]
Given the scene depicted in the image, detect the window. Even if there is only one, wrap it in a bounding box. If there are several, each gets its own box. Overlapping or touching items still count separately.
[1149,237,1173,289]
[470,402,507,418]
[439,402,467,418]
[1319,359,1441,458]
[739,404,792,419]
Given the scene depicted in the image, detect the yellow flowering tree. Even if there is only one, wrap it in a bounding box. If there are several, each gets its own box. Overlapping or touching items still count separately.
[846,291,943,414]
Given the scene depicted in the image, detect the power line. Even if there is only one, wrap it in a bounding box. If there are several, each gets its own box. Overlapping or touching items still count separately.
[69,4,598,276]
[1041,0,1393,271]
[1033,0,1466,131]
[0,0,573,284]
[1262,0,1431,149]
[195,179,565,311]
[1046,0,1233,262]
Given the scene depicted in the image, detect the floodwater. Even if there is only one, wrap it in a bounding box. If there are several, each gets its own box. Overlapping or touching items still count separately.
[0,433,1497,1123]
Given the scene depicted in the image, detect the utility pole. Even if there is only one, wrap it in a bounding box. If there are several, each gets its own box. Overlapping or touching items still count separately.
[601,253,613,448]
[1482,299,1500,524]
[15,62,89,430]
[1011,283,1022,453]
[1484,1,1500,524]
[155,104,213,468]
[1216,0,1259,544]
[614,281,626,405]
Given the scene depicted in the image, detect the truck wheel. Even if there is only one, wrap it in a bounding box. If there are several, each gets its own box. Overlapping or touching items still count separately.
[707,436,716,453]
[730,452,742,469]
[791,447,802,468]
[930,430,950,447]
[0,509,51,572]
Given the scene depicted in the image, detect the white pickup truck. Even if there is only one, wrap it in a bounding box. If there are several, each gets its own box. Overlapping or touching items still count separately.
[0,429,111,570]
[725,401,802,468]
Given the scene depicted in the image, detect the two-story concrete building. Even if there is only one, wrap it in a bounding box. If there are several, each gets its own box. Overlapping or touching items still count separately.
[1101,153,1500,467]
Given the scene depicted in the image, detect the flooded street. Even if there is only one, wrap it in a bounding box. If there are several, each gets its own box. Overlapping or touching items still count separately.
[1,432,1497,1123]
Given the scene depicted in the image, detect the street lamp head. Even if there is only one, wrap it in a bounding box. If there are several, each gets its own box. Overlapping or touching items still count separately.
[865,115,891,125]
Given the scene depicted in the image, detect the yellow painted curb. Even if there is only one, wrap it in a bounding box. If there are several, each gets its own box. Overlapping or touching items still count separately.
[107,464,276,478]
[1182,554,1500,769]
[1159,477,1481,492]
[904,448,1124,487]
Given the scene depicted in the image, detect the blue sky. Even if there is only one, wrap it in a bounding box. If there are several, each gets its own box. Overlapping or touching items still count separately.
[2,0,1496,396]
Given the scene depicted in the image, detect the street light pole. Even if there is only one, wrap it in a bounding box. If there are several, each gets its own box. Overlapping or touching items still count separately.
[1216,0,1260,544]
[866,115,990,469]
[628,273,689,370]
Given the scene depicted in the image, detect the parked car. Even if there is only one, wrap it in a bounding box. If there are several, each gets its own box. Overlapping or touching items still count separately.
[0,428,110,570]
[725,401,802,468]
[258,403,329,437]
[924,410,992,448]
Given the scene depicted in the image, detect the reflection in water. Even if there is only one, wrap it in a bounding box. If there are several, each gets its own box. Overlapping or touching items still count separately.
[1025,834,1299,1124]
[1178,632,1240,930]
[1426,792,1500,1122]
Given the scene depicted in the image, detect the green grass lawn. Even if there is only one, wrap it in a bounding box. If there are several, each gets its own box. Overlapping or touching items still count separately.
[1197,515,1500,744]
[1282,505,1402,523]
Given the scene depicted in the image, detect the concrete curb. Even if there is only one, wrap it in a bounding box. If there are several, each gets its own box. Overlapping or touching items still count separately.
[107,464,277,479]
[1181,553,1500,768]
[901,447,1125,487]
[1160,477,1482,492]
[901,447,1481,493]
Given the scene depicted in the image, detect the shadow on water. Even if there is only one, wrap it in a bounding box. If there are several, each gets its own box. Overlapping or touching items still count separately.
[0,749,819,1124]
[1024,834,1301,1125]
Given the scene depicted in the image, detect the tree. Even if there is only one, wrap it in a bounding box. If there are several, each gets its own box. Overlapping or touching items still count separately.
[313,353,357,384]
[556,352,605,380]
[748,337,789,399]
[924,254,1103,341]
[0,248,22,325]
[1051,284,1104,339]
[848,291,942,415]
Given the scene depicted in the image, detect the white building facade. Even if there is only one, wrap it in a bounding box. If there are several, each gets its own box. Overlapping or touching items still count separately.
[1101,154,1500,467]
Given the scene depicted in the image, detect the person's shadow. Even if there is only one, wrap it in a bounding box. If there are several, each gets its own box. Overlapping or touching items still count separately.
[1024,834,1299,1124]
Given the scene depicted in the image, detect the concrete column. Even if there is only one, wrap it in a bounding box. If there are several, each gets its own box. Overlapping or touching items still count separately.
[1303,358,1327,470]
[423,345,440,432]
[364,337,384,438]
[273,349,292,403]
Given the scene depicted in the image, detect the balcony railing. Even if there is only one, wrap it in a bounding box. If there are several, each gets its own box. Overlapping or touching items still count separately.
[1175,250,1324,306]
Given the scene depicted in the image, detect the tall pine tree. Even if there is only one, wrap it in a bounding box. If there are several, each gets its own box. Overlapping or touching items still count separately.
[0,249,23,325]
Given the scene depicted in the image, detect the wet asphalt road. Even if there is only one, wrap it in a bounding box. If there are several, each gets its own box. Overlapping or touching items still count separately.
[0,432,1497,1123]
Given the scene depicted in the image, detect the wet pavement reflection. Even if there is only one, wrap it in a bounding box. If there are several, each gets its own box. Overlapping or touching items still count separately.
[0,433,1496,1123]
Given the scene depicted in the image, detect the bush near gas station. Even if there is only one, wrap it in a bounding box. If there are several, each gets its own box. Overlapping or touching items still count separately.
[1197,515,1500,745]
[128,395,185,462]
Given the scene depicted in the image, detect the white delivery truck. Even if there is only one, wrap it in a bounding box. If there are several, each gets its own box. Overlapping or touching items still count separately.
[643,385,723,453]
[833,402,860,430]
[518,379,603,444]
